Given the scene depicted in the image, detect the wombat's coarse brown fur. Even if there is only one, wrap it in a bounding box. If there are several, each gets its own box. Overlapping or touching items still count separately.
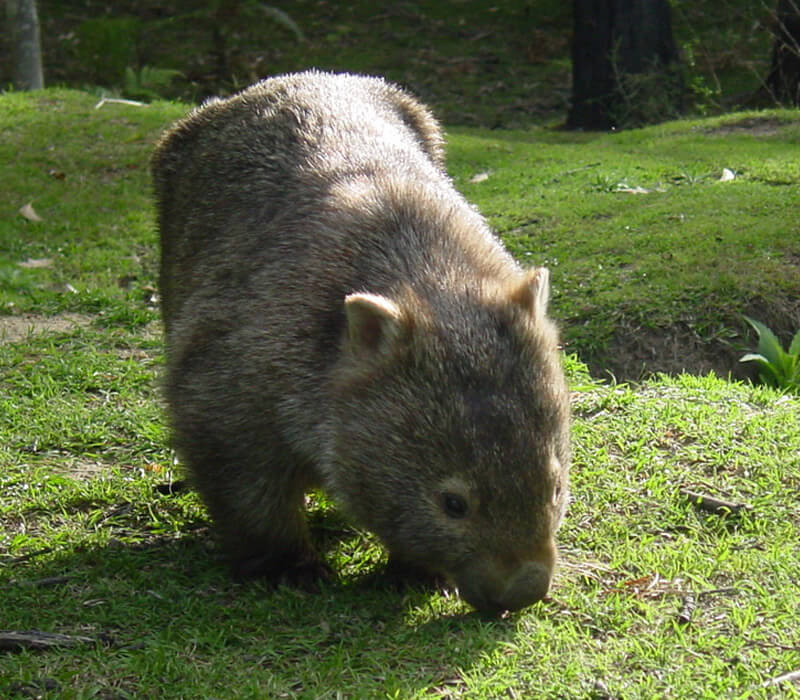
[152,70,570,613]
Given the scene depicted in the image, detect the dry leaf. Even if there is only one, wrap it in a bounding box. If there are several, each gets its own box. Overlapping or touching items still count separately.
[19,202,43,222]
[18,258,53,269]
[469,171,491,183]
[719,168,736,182]
[141,285,160,307]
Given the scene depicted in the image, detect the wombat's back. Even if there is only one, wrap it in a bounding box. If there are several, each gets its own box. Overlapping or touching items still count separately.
[152,71,448,325]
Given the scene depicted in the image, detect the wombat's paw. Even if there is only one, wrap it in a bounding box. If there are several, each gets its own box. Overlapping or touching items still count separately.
[277,559,334,593]
[232,553,333,593]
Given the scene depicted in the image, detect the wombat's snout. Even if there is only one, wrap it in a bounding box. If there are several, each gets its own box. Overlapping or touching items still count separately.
[494,561,552,612]
[457,558,554,614]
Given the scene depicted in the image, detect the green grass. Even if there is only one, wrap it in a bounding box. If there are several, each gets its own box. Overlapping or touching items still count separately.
[3,91,798,377]
[447,111,800,375]
[0,90,180,318]
[2,90,799,697]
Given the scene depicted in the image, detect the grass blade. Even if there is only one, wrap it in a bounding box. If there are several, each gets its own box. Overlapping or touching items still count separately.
[789,329,800,357]
[743,316,785,366]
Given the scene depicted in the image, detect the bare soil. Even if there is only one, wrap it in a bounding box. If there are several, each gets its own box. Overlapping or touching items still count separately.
[705,116,790,137]
[0,313,94,345]
[595,326,749,381]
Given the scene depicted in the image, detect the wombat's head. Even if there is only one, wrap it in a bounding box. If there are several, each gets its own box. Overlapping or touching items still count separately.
[325,267,570,614]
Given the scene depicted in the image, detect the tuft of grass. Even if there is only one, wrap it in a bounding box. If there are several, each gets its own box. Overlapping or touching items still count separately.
[741,317,800,393]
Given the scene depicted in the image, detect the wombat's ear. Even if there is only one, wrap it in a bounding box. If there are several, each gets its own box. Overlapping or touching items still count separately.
[509,267,550,317]
[344,293,405,356]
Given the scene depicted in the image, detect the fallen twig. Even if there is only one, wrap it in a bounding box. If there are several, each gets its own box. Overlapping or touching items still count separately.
[0,630,95,652]
[552,162,601,180]
[696,587,740,598]
[94,97,147,110]
[16,575,73,587]
[763,668,800,687]
[676,594,696,625]
[680,489,752,514]
[3,547,53,564]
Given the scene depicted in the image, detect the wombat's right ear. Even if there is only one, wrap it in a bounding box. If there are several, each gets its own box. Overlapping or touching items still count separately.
[344,293,405,357]
[509,267,550,317]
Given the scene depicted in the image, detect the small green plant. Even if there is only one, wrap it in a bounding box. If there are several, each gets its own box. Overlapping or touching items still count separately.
[672,167,711,185]
[740,316,800,394]
[679,41,722,117]
[123,65,183,101]
[590,173,620,192]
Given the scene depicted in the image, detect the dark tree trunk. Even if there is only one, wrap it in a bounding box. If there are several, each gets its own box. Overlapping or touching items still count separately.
[766,0,800,106]
[568,0,683,130]
[8,0,44,90]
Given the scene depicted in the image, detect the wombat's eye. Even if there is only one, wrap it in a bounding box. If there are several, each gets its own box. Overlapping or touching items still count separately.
[442,493,468,519]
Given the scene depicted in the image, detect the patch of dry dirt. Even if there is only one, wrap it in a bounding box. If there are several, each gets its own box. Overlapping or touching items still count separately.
[704,117,789,137]
[589,326,747,381]
[55,459,110,481]
[586,294,800,381]
[114,320,163,360]
[0,313,95,344]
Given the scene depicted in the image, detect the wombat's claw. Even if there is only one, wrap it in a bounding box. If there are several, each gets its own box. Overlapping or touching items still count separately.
[232,554,332,593]
[277,560,333,593]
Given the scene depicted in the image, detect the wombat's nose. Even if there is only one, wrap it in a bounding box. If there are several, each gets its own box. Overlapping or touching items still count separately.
[495,561,552,612]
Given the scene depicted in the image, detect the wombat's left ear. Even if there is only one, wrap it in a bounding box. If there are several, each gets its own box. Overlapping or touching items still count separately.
[509,267,550,317]
[344,293,405,357]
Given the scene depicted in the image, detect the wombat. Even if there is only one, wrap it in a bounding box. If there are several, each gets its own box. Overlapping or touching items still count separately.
[151,70,570,614]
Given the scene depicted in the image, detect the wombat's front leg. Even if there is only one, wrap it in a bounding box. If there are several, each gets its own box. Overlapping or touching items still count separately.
[192,460,332,590]
[229,526,333,592]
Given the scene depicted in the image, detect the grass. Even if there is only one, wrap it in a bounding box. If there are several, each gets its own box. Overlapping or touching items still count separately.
[3,90,798,376]
[447,112,800,375]
[1,89,799,697]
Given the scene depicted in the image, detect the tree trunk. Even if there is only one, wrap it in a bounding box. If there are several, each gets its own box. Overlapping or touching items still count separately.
[8,0,44,90]
[568,0,683,130]
[766,0,800,105]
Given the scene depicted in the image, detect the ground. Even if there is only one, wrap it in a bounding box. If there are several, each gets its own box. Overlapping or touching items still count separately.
[1,2,797,380]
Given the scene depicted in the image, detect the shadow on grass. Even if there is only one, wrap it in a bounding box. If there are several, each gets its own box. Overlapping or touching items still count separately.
[2,508,535,696]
